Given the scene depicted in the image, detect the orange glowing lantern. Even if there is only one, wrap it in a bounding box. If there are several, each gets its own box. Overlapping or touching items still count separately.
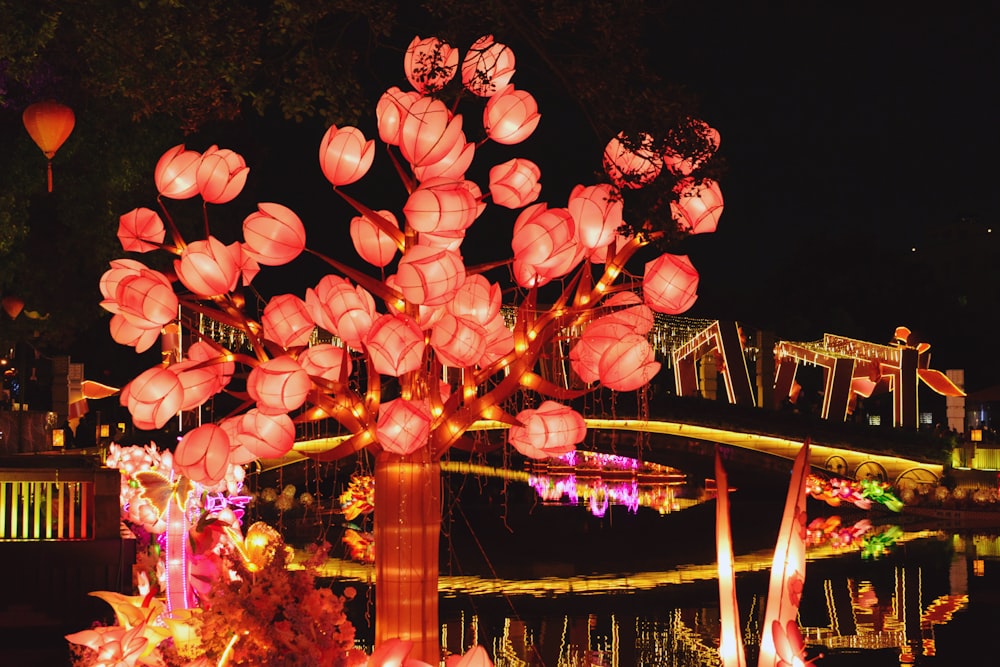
[117,208,166,253]
[2,295,24,320]
[569,320,633,383]
[672,178,724,235]
[261,293,315,350]
[232,409,296,459]
[123,366,184,430]
[489,158,541,209]
[664,119,720,176]
[431,313,487,368]
[395,245,466,306]
[568,183,623,252]
[365,312,426,377]
[377,398,433,455]
[319,125,375,186]
[597,334,661,391]
[601,292,654,335]
[112,268,180,330]
[173,236,241,298]
[174,424,231,486]
[187,340,233,389]
[412,138,476,182]
[154,144,202,199]
[22,101,75,192]
[246,355,311,415]
[462,34,516,97]
[171,359,223,412]
[196,146,249,204]
[484,86,540,145]
[403,177,479,234]
[404,36,458,94]
[109,314,160,353]
[511,204,582,287]
[298,343,352,383]
[305,275,378,349]
[508,401,586,459]
[448,274,501,326]
[603,131,663,190]
[400,97,465,168]
[242,203,306,266]
[643,253,699,314]
[376,87,420,146]
[350,210,400,268]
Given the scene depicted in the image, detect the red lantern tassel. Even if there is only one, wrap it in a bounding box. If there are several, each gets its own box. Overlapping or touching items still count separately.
[47,160,53,193]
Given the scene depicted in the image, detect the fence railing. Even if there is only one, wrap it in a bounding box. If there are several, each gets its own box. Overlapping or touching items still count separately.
[0,466,121,541]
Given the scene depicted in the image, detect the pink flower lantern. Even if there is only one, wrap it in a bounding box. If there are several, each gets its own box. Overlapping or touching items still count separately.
[111,269,179,329]
[395,244,466,306]
[350,210,400,267]
[643,253,699,314]
[404,36,458,94]
[508,401,586,460]
[488,158,541,209]
[567,183,623,252]
[233,409,296,459]
[511,203,582,287]
[602,131,663,189]
[319,125,375,186]
[196,146,249,204]
[298,343,352,383]
[600,292,653,335]
[597,334,661,392]
[664,119,721,176]
[403,177,479,234]
[109,313,161,353]
[376,87,420,146]
[174,236,241,297]
[174,424,231,486]
[187,340,234,389]
[484,86,540,145]
[431,313,487,368]
[365,312,426,377]
[377,398,432,455]
[154,144,201,199]
[462,35,516,97]
[412,139,476,182]
[246,355,311,415]
[569,320,633,384]
[400,97,465,167]
[262,293,315,349]
[672,178,724,235]
[117,207,165,252]
[448,274,501,326]
[99,258,146,302]
[242,202,306,266]
[305,275,377,348]
[66,625,148,667]
[124,366,184,430]
[171,358,223,412]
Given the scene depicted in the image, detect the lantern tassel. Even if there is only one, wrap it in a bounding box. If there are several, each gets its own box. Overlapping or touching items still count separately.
[47,160,53,193]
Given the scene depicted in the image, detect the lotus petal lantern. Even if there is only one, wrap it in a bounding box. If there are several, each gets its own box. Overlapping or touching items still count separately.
[261,293,315,350]
[232,409,296,459]
[462,35,516,97]
[171,359,224,412]
[508,401,586,460]
[400,97,465,168]
[246,355,311,415]
[403,177,479,234]
[174,424,230,486]
[173,236,241,298]
[377,398,433,455]
[123,367,184,430]
[376,87,420,146]
[154,144,201,199]
[484,87,540,145]
[404,36,458,94]
[242,203,306,266]
[118,208,166,253]
[597,334,661,392]
[672,178,724,235]
[643,253,699,314]
[305,275,377,348]
[603,131,663,189]
[395,245,466,306]
[511,204,582,287]
[351,210,400,268]
[488,158,541,209]
[365,312,426,377]
[320,125,375,186]
[196,146,249,204]
[298,343,352,384]
[431,314,487,368]
[568,183,623,252]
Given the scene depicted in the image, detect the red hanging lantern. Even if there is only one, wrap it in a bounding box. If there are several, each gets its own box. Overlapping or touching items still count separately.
[643,253,699,314]
[365,313,426,377]
[508,401,586,459]
[173,236,241,298]
[489,158,541,209]
[242,203,306,266]
[154,144,202,199]
[399,97,465,168]
[395,244,466,306]
[672,178,724,235]
[196,146,249,204]
[603,131,663,190]
[568,183,623,252]
[246,355,311,415]
[124,366,184,430]
[350,210,400,268]
[117,208,166,253]
[305,275,377,349]
[298,343,352,383]
[377,398,432,455]
[22,101,75,192]
[174,424,231,486]
[484,86,540,145]
[462,35,516,97]
[404,36,458,94]
[403,177,479,234]
[261,293,315,350]
[319,125,375,187]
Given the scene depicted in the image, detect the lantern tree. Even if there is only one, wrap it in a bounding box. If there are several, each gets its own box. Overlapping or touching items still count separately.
[102,35,724,664]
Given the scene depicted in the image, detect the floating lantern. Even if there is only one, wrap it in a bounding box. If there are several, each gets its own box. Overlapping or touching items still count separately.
[124,366,184,430]
[404,36,458,94]
[672,178,724,235]
[603,131,663,189]
[350,210,400,268]
[462,35,516,97]
[261,293,315,350]
[22,101,75,192]
[508,401,586,459]
[376,87,420,146]
[319,125,375,186]
[568,183,623,251]
[395,245,466,306]
[431,313,487,368]
[246,355,311,415]
[298,343,351,383]
[117,208,165,253]
[377,398,432,455]
[305,275,377,348]
[173,236,241,298]
[242,202,306,266]
[403,177,479,233]
[365,312,426,377]
[174,424,230,486]
[488,158,541,209]
[400,97,465,167]
[196,146,249,204]
[643,253,699,314]
[484,86,540,145]
[153,144,201,199]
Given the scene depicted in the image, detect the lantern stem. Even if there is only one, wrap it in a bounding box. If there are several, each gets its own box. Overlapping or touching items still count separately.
[47,160,53,193]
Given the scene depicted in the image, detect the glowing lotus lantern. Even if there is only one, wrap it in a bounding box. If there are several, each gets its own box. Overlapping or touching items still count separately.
[597,334,661,391]
[643,253,699,314]
[412,139,476,181]
[600,292,653,335]
[246,355,311,415]
[154,144,201,199]
[462,35,516,97]
[305,275,377,349]
[117,208,165,253]
[403,177,479,233]
[511,203,582,287]
[170,359,223,412]
[196,146,249,204]
[395,245,465,306]
[65,625,148,667]
[603,131,663,189]
[173,236,241,297]
[489,158,541,209]
[664,119,721,176]
[484,86,540,145]
[377,398,433,455]
[351,210,400,267]
[109,267,179,329]
[404,36,458,94]
[365,312,425,377]
[319,125,375,186]
[448,274,501,326]
[400,97,465,168]
[480,312,515,367]
[173,424,230,486]
[242,203,306,266]
[569,320,634,384]
[187,340,234,389]
[109,314,160,353]
[22,101,75,192]
[261,293,315,349]
[123,366,184,430]
[232,409,296,459]
[431,314,487,368]
[376,87,420,145]
[568,183,623,251]
[298,343,352,383]
[672,178,724,235]
[508,401,586,459]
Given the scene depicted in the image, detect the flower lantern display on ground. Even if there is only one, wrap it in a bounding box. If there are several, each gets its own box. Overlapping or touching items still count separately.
[96,34,724,665]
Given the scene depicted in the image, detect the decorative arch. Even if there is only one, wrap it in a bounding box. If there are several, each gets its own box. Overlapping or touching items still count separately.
[895,466,939,491]
[854,460,889,483]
